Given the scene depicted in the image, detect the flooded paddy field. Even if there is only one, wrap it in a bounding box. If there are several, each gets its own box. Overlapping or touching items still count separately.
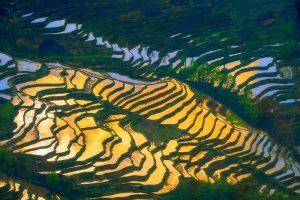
[0,1,300,199]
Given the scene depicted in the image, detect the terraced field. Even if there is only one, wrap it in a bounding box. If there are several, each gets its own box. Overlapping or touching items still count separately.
[5,6,297,103]
[0,0,300,199]
[0,56,299,199]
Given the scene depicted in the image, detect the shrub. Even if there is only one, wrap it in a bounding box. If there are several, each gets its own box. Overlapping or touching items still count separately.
[162,178,300,200]
[0,147,33,180]
[0,99,16,138]
[46,173,61,189]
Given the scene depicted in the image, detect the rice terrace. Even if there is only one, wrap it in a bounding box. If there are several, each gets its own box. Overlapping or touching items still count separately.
[0,0,300,199]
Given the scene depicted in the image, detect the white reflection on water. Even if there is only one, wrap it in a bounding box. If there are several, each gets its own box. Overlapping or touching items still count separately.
[21,13,34,17]
[0,76,12,90]
[86,32,95,41]
[108,72,146,84]
[0,52,12,66]
[17,60,41,72]
[45,19,65,28]
[31,17,48,23]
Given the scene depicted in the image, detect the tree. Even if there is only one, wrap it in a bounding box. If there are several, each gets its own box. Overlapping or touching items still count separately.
[0,100,16,138]
[46,173,61,189]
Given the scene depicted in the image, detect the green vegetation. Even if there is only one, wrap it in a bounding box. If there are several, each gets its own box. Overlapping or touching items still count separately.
[0,147,34,180]
[96,102,183,143]
[156,125,182,142]
[46,173,61,189]
[0,147,83,199]
[0,0,300,198]
[95,103,121,123]
[281,39,298,57]
[256,98,299,146]
[178,62,262,125]
[60,70,69,77]
[36,64,50,76]
[178,62,233,86]
[237,93,261,123]
[0,99,16,139]
[47,53,107,60]
[226,113,245,125]
[285,19,295,35]
[177,60,299,146]
[162,179,300,200]
[132,118,182,143]
[44,172,81,199]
